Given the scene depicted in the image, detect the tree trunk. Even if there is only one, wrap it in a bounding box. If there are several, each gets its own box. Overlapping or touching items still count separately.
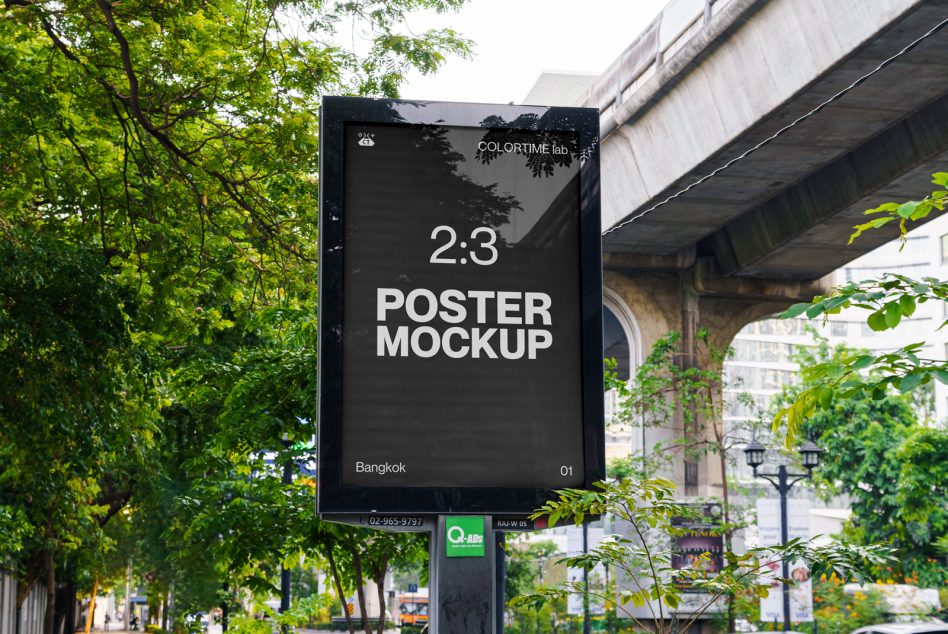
[349,549,369,634]
[373,564,388,634]
[324,545,354,634]
[84,580,98,634]
[16,551,44,608]
[717,426,735,634]
[43,551,56,634]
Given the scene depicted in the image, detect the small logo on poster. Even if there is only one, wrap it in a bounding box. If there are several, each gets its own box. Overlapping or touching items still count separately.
[445,516,486,557]
[357,132,375,147]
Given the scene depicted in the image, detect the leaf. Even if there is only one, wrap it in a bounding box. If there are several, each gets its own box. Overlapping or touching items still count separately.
[884,301,902,328]
[932,172,948,187]
[867,311,888,332]
[781,303,812,319]
[863,202,899,215]
[899,295,916,317]
[805,303,826,319]
[899,373,922,393]
[851,355,875,371]
[849,216,895,244]
[897,201,919,218]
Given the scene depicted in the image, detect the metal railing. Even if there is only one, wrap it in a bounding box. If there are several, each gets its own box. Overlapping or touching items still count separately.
[580,0,740,128]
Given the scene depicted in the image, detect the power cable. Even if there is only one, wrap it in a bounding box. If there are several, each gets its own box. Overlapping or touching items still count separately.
[602,15,948,237]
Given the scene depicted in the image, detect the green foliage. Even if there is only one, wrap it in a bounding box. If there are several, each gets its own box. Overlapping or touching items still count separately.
[226,614,273,634]
[776,275,948,444]
[512,476,892,634]
[774,336,948,586]
[0,232,157,591]
[775,172,948,443]
[803,576,888,634]
[849,172,948,246]
[606,330,756,477]
[505,599,561,634]
[0,0,471,629]
[505,537,559,600]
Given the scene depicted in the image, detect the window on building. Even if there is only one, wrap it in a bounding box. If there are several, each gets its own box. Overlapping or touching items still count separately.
[603,306,630,382]
[941,233,948,263]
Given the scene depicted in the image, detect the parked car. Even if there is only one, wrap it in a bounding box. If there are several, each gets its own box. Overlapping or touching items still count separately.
[851,622,948,634]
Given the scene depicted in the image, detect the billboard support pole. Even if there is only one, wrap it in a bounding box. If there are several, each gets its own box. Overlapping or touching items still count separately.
[429,515,497,634]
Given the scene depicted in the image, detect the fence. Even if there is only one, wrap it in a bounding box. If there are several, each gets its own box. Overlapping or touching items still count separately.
[1,572,46,634]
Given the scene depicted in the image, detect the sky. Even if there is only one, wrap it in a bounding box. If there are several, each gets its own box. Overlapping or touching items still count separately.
[399,0,669,104]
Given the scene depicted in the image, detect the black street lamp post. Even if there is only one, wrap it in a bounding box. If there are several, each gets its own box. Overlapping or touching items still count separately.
[280,437,294,626]
[744,438,823,632]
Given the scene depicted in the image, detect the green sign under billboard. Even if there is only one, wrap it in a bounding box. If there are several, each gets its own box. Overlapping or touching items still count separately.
[445,516,486,557]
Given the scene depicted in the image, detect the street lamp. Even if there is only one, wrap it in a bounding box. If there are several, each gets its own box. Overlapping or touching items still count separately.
[279,436,294,629]
[743,437,822,632]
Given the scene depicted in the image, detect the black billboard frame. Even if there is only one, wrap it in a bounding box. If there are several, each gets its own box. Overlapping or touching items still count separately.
[317,96,604,515]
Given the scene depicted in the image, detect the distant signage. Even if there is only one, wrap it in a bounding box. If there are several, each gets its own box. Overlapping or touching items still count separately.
[566,526,605,616]
[317,97,603,514]
[445,517,486,558]
[758,498,813,623]
[671,504,724,594]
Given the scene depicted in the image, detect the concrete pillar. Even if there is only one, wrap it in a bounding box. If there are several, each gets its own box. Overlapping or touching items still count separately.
[603,255,831,496]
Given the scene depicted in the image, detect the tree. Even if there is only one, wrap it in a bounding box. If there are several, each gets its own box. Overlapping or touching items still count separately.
[771,170,948,589]
[0,233,157,634]
[511,476,891,634]
[774,336,948,585]
[0,1,472,632]
[774,172,948,442]
[606,330,761,630]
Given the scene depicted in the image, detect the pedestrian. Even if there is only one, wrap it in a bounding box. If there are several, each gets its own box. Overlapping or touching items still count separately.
[104,613,111,631]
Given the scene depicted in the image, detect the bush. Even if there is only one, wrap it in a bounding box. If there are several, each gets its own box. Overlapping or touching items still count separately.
[227,614,274,634]
[795,574,888,634]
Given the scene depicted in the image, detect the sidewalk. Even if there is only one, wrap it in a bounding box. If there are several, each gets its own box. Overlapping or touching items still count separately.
[294,621,401,634]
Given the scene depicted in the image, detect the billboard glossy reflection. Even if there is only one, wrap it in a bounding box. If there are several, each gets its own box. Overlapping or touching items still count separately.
[318,97,603,514]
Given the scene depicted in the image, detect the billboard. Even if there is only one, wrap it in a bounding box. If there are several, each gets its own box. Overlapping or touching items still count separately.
[318,97,603,514]
[757,498,813,623]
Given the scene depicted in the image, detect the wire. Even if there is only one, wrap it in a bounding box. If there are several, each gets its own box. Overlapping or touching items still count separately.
[602,15,948,238]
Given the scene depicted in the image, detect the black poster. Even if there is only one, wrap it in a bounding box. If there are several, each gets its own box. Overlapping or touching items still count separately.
[318,98,602,514]
[341,123,584,488]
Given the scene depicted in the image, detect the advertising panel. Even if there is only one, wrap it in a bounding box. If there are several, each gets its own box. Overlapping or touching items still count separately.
[757,498,814,623]
[318,97,603,514]
[566,526,605,616]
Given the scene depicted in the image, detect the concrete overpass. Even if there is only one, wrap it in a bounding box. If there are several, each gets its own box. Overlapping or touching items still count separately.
[529,0,948,494]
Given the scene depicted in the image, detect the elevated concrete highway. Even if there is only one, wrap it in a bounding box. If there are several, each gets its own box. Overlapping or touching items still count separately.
[555,0,948,494]
[580,0,948,280]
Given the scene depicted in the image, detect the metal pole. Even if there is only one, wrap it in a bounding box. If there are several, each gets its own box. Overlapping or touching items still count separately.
[430,515,496,633]
[496,532,506,634]
[123,560,132,631]
[280,455,293,628]
[583,523,590,634]
[779,465,791,632]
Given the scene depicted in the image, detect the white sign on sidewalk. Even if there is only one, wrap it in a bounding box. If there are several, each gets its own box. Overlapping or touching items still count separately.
[566,526,605,616]
[757,498,813,623]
